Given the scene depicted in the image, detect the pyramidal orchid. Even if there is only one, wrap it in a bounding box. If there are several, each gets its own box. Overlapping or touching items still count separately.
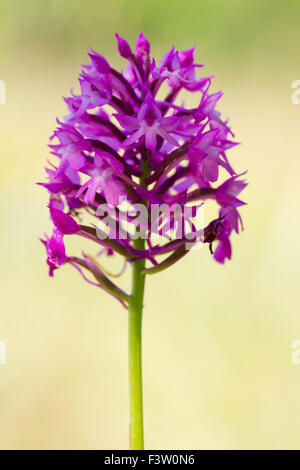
[39,32,247,449]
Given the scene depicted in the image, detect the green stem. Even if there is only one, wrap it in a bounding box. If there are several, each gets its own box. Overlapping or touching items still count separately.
[128,154,149,450]
[128,235,146,450]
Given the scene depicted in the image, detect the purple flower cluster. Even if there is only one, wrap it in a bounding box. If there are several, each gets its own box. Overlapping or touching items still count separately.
[39,33,247,304]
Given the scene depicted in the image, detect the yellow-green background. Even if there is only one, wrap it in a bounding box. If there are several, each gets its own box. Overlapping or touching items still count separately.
[1,0,300,449]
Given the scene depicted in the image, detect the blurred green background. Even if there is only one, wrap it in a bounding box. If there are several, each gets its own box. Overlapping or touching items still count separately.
[1,0,300,450]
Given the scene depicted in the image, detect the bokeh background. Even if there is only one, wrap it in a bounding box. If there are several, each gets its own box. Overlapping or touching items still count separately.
[1,0,300,449]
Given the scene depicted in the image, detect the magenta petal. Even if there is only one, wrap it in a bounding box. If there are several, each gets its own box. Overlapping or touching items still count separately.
[138,91,161,121]
[103,179,123,206]
[50,208,80,234]
[178,47,195,67]
[68,151,86,171]
[123,128,145,147]
[88,49,110,73]
[161,115,179,131]
[114,114,139,129]
[135,32,150,56]
[214,238,231,264]
[202,157,219,182]
[115,33,132,59]
[157,127,178,146]
[218,175,248,197]
[195,129,219,149]
[215,191,245,208]
[203,91,223,113]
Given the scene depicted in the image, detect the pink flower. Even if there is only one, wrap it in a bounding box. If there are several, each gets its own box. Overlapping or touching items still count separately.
[76,154,124,206]
[115,91,181,150]
[41,230,67,276]
[39,32,247,291]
